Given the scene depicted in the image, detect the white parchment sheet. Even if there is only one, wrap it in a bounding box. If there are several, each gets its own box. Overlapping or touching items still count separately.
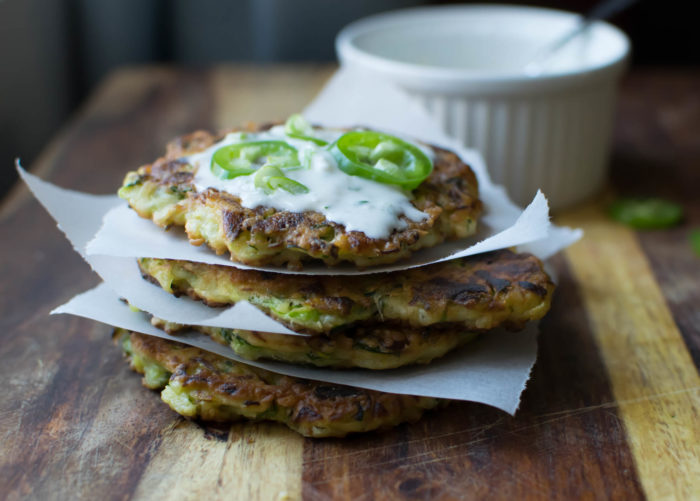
[85,67,581,274]
[56,282,539,414]
[86,191,554,275]
[18,67,583,414]
[20,165,539,412]
[303,67,582,261]
[18,168,301,336]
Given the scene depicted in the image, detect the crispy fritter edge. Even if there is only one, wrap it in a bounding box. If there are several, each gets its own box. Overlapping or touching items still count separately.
[119,126,482,268]
[150,317,480,370]
[138,249,555,333]
[115,330,443,437]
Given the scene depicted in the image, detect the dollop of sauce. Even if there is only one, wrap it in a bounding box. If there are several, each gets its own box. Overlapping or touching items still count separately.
[186,125,429,239]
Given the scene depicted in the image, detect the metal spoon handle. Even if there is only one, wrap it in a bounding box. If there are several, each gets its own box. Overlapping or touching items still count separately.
[525,0,638,75]
[585,0,639,23]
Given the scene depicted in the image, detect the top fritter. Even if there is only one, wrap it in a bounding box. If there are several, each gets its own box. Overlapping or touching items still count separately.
[118,117,482,269]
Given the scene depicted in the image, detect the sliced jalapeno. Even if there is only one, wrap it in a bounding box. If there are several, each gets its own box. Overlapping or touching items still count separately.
[211,141,299,179]
[329,131,432,190]
[689,229,700,257]
[608,198,683,229]
[254,165,309,195]
[284,114,328,146]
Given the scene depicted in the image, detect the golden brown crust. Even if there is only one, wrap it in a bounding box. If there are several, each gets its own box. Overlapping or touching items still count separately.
[390,249,552,315]
[138,249,555,334]
[118,331,442,437]
[119,127,482,269]
[151,316,479,370]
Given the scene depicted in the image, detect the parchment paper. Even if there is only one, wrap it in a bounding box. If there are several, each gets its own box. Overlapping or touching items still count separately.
[20,165,541,411]
[84,66,581,274]
[19,168,301,336]
[85,190,554,275]
[54,281,539,414]
[18,66,583,413]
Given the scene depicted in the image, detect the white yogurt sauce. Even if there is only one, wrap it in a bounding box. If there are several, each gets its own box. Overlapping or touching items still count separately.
[186,125,429,239]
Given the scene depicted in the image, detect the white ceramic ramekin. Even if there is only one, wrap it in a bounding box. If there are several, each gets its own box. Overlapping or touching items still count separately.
[336,5,630,210]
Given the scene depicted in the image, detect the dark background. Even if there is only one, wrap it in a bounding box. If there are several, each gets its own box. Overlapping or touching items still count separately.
[0,0,696,199]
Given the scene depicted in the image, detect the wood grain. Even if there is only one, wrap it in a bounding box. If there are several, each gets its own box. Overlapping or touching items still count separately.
[1,66,699,501]
[131,422,302,500]
[611,71,700,369]
[1,67,217,501]
[560,200,700,500]
[303,255,646,500]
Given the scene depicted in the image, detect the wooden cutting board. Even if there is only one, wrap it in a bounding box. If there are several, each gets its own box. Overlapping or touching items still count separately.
[1,65,698,500]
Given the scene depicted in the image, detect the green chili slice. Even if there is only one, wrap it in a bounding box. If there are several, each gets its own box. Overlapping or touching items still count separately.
[690,229,700,257]
[254,165,309,195]
[284,114,328,146]
[329,131,432,190]
[608,198,683,229]
[269,176,309,194]
[211,141,299,179]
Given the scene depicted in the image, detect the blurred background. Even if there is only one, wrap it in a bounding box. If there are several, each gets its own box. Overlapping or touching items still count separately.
[0,0,696,198]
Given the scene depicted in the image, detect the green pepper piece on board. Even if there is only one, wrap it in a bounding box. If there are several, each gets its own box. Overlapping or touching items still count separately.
[608,198,683,230]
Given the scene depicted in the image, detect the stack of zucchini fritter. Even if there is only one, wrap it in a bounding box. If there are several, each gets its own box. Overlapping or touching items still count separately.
[115,125,554,437]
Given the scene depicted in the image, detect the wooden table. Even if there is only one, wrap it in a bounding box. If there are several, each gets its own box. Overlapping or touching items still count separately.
[1,65,698,500]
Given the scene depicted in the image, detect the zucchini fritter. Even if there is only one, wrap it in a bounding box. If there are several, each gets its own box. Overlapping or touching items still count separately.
[139,249,554,334]
[116,330,442,437]
[151,317,478,370]
[118,125,482,269]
